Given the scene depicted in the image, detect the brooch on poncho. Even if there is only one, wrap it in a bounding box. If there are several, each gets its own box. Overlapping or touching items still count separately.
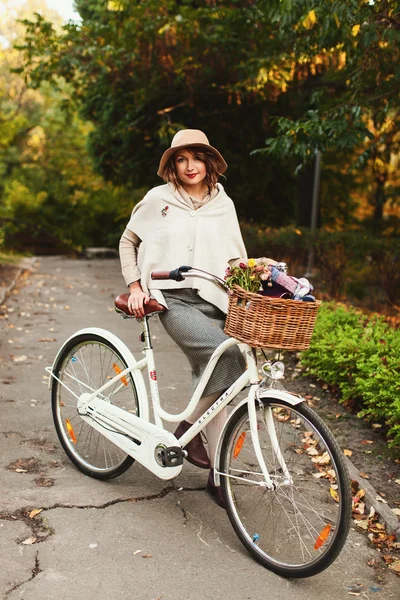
[161,206,169,217]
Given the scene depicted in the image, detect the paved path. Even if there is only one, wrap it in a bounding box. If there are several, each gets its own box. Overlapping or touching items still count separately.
[0,257,398,599]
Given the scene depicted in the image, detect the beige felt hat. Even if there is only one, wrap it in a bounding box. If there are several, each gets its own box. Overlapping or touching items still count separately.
[157,129,228,178]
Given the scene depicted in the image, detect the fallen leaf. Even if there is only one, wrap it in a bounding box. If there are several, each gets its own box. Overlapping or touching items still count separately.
[376,496,388,504]
[312,451,331,465]
[395,479,400,486]
[355,520,369,530]
[361,440,374,445]
[330,487,339,502]
[15,468,28,473]
[21,537,37,545]
[133,549,142,555]
[344,449,353,457]
[29,508,43,519]
[391,508,400,516]
[359,472,370,479]
[369,523,385,532]
[388,560,400,573]
[371,423,382,429]
[141,554,153,558]
[353,501,365,515]
[21,537,37,546]
[305,447,319,456]
[38,338,56,342]
[13,355,27,362]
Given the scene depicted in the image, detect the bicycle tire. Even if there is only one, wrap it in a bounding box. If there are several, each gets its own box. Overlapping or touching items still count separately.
[219,397,351,578]
[51,333,139,480]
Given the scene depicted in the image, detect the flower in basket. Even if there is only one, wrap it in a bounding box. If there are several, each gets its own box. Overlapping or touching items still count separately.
[224,259,272,294]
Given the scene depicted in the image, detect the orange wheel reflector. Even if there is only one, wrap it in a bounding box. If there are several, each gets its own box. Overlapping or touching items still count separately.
[65,419,77,444]
[113,363,128,386]
[314,524,332,550]
[233,432,246,459]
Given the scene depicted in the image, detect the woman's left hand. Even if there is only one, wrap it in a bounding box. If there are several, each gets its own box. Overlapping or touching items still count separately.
[257,257,278,267]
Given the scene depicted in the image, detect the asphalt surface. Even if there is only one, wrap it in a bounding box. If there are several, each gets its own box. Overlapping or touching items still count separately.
[0,256,398,600]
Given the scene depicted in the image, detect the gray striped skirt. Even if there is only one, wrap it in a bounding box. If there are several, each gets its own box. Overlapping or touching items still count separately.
[159,289,246,397]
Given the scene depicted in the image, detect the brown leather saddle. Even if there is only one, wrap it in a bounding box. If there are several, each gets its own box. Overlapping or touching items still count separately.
[114,293,166,319]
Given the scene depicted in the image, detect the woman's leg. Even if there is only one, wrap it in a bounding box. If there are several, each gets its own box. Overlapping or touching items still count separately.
[159,290,244,485]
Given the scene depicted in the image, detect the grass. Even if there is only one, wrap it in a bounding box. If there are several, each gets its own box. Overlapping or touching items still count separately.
[0,251,26,266]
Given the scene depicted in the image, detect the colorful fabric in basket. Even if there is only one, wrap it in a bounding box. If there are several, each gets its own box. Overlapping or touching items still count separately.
[261,266,315,302]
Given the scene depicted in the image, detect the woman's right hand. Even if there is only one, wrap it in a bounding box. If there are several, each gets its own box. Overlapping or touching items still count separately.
[128,282,150,318]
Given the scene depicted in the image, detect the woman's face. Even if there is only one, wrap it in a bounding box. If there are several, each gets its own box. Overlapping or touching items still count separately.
[174,149,207,187]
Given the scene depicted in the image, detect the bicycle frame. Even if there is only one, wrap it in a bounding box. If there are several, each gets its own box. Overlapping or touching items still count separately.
[47,313,304,486]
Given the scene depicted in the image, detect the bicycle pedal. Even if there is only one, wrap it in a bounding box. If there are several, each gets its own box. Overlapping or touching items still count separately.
[159,446,184,467]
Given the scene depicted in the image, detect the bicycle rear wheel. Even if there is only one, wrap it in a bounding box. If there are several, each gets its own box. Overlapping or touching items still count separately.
[219,398,351,578]
[51,333,139,479]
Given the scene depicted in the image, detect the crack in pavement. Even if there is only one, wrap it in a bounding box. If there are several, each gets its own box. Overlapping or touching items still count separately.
[4,550,42,597]
[1,484,210,597]
[0,483,207,532]
[176,500,189,525]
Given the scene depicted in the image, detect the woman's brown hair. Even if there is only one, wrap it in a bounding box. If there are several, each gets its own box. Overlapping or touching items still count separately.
[162,146,223,191]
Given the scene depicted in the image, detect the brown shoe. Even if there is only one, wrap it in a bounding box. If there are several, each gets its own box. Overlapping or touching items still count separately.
[174,420,211,469]
[207,469,226,508]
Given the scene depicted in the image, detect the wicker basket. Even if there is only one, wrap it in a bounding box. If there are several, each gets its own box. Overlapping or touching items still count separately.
[224,285,321,351]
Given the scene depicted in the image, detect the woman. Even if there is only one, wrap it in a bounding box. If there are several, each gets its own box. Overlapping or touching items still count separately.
[119,129,274,507]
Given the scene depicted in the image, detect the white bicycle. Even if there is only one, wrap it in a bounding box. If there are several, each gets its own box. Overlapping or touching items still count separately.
[47,266,351,578]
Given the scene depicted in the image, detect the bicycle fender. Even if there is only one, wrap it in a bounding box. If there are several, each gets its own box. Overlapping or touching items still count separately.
[213,389,304,486]
[48,327,149,422]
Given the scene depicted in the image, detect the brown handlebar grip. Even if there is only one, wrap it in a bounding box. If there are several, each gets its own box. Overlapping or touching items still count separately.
[151,271,172,280]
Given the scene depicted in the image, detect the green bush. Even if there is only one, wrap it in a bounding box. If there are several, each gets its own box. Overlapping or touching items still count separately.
[301,302,400,449]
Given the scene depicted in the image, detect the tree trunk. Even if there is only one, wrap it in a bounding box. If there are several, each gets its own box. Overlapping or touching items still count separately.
[296,157,320,228]
[373,176,386,226]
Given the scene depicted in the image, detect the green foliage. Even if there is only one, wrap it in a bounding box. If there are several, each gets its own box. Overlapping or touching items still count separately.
[256,1,399,159]
[1,0,398,254]
[0,3,144,255]
[301,303,400,448]
[20,0,399,227]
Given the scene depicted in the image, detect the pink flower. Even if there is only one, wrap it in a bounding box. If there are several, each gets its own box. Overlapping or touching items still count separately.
[239,262,247,269]
[225,267,231,275]
[260,273,270,281]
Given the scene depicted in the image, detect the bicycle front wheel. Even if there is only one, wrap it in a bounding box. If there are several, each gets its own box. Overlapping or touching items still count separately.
[51,333,140,479]
[219,398,351,578]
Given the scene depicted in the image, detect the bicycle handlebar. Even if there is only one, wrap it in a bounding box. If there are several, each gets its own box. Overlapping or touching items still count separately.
[151,266,193,281]
[151,265,228,291]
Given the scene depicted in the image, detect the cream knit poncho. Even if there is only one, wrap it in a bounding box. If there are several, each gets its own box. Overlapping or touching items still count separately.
[120,183,247,313]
